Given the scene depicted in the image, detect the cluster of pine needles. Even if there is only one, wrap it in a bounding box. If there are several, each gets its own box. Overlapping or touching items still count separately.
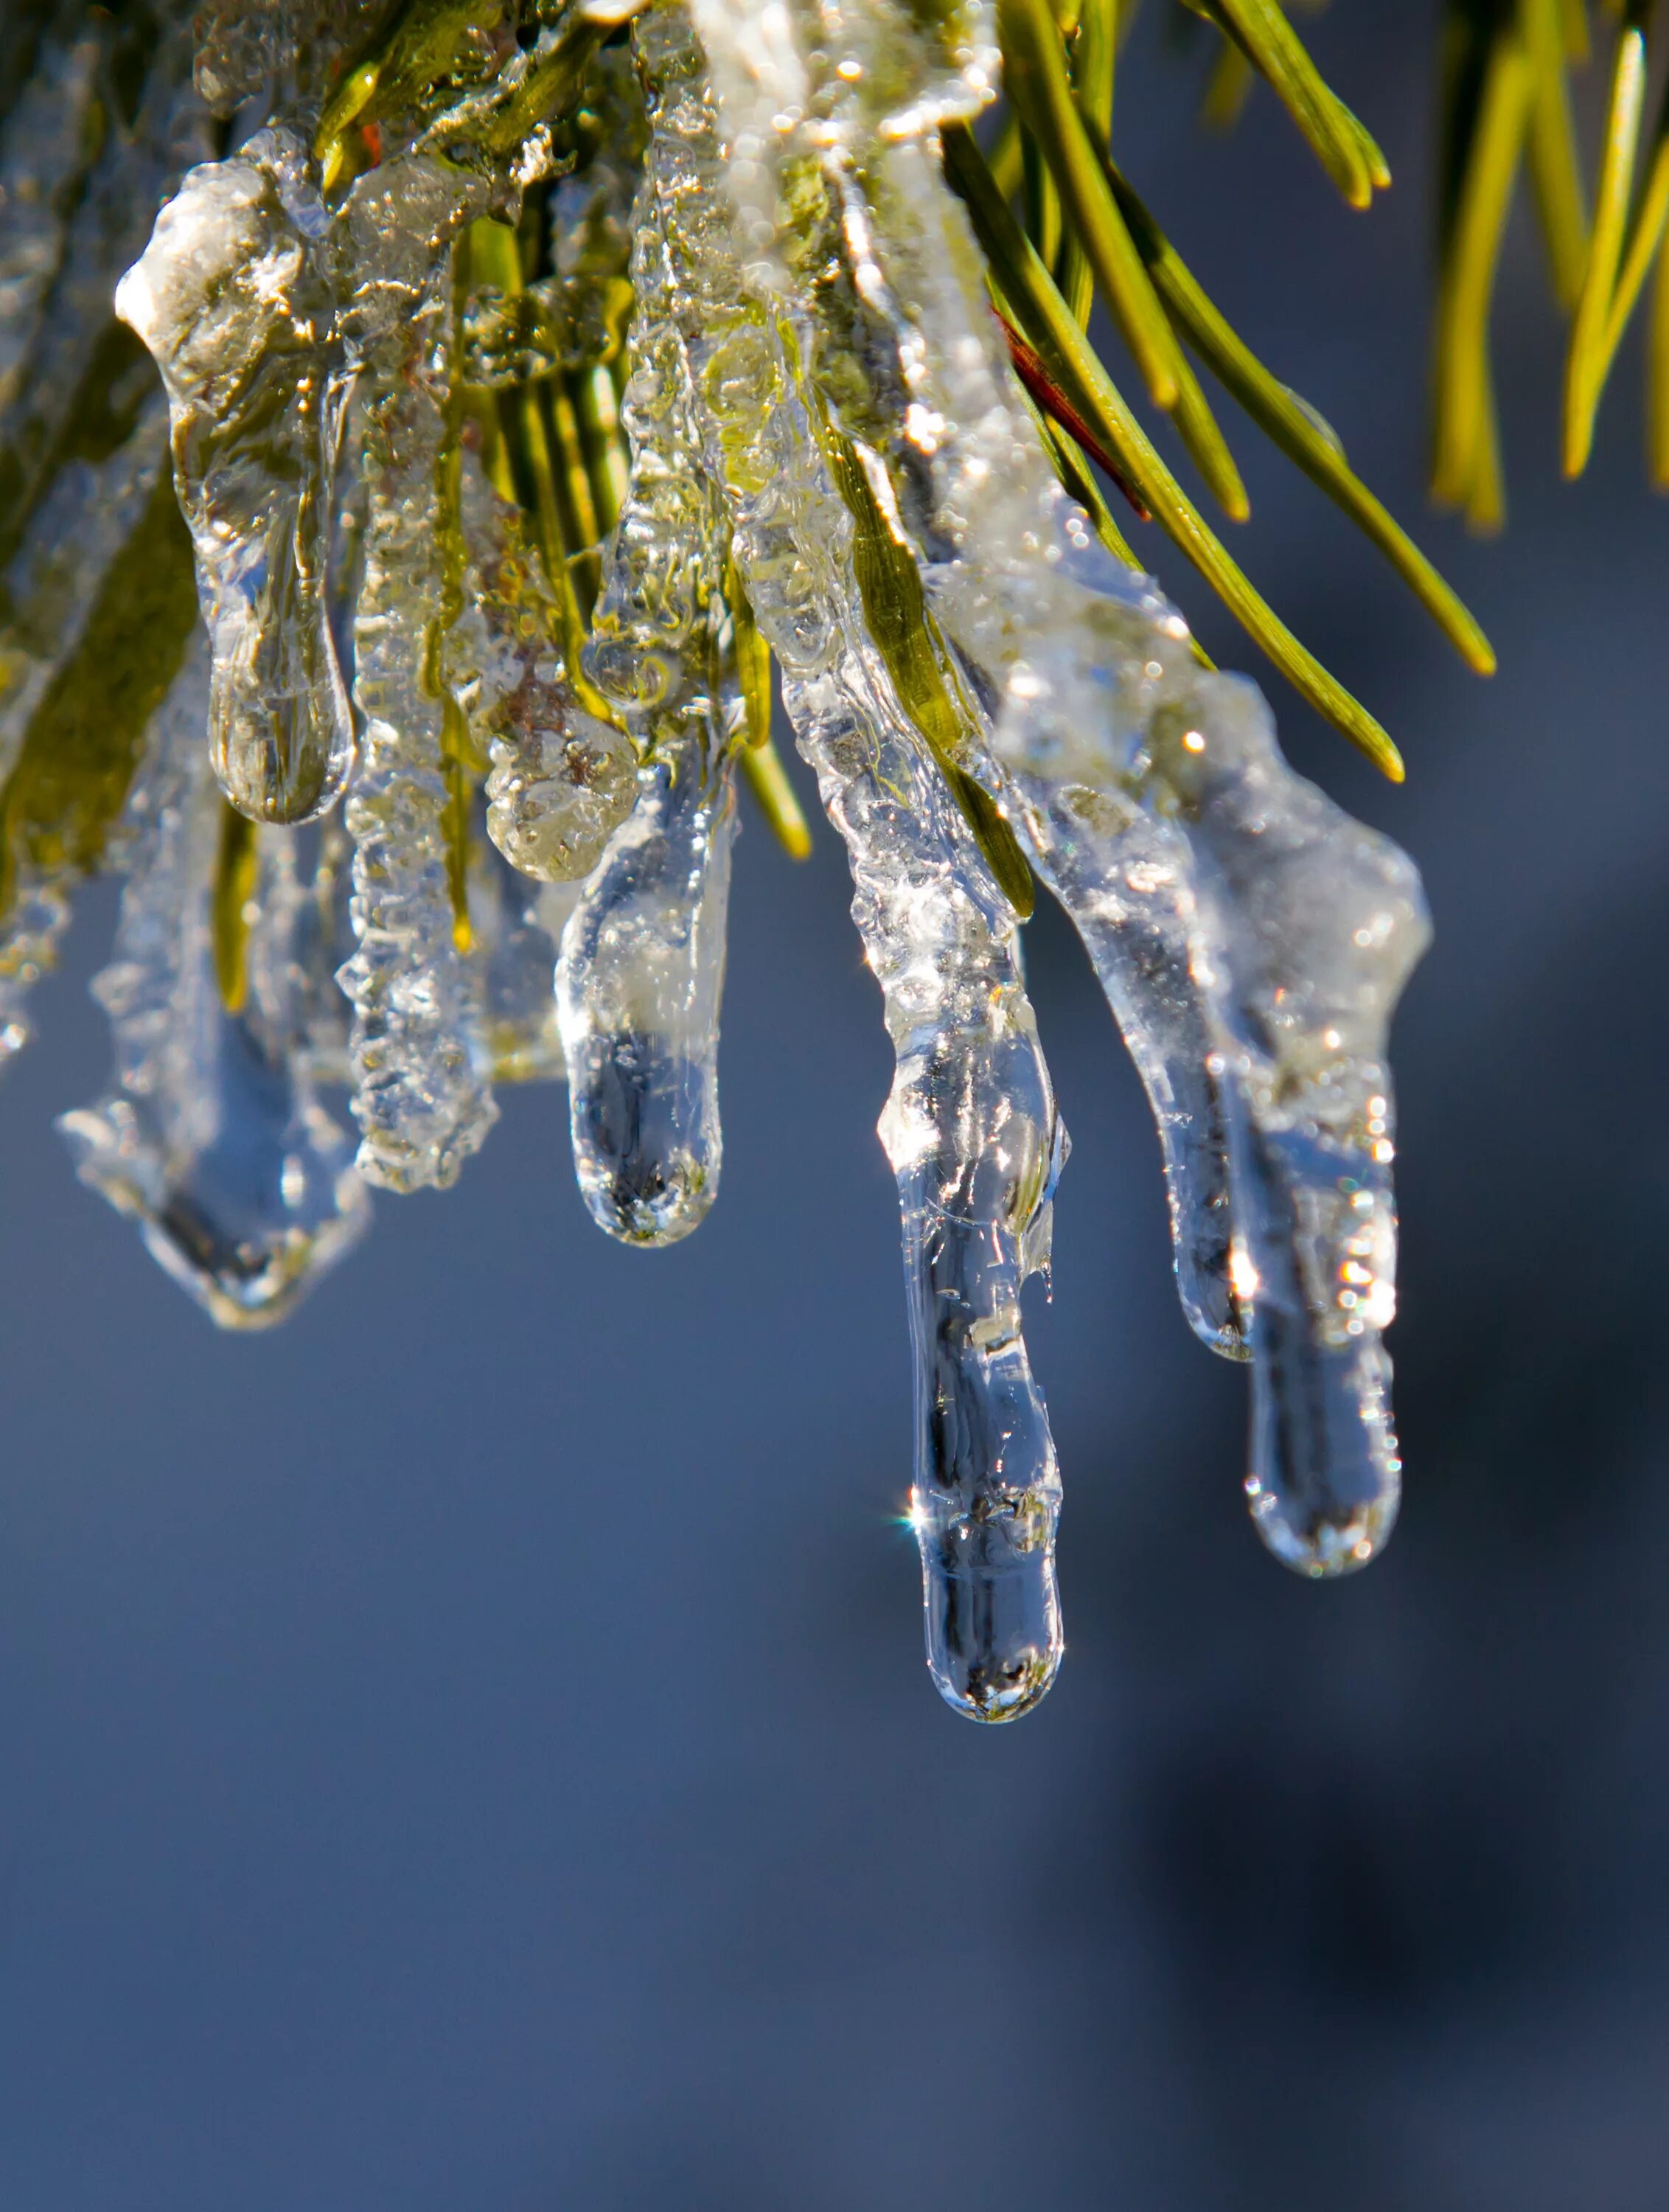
[970,0,1669,783]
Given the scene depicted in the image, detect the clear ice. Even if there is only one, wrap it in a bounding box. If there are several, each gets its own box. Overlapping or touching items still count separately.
[115,127,355,825]
[557,135,740,1248]
[338,182,499,1193]
[453,449,637,884]
[60,636,370,1326]
[635,1,1065,1712]
[679,0,1428,1573]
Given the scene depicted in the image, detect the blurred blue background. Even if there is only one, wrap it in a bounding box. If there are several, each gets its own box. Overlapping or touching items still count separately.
[6,5,1669,2206]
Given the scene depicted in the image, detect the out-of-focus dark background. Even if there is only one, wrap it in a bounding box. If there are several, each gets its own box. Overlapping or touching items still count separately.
[4,5,1668,2206]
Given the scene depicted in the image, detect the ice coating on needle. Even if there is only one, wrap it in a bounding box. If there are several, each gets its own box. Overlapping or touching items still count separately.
[683,0,1427,1571]
[557,141,740,1248]
[60,637,370,1326]
[451,452,636,884]
[338,194,498,1193]
[115,126,354,824]
[636,1,1065,1714]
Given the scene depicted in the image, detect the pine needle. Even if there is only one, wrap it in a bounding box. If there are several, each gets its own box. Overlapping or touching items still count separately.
[1564,0,1652,476]
[941,122,1405,779]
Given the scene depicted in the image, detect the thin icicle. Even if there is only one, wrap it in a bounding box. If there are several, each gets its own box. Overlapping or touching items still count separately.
[635,1,1065,1714]
[557,137,740,1248]
[60,633,369,1325]
[338,200,498,1193]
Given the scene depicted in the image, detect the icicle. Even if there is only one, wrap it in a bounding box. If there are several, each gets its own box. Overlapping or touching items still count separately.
[60,635,370,1326]
[1149,676,1429,1572]
[336,173,498,1192]
[681,0,1428,1571]
[1014,787,1244,1357]
[115,125,355,824]
[555,145,740,1248]
[635,1,1065,1714]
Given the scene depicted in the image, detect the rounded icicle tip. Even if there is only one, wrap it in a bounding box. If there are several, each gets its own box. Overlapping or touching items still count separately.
[568,1032,721,1248]
[1245,1474,1401,1579]
[919,1488,1065,1722]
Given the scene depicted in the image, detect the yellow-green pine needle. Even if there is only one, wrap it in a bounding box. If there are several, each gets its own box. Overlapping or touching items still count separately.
[1432,32,1532,518]
[1059,0,1120,319]
[1076,0,1120,147]
[1591,73,1669,403]
[211,801,258,1015]
[1101,154,1495,670]
[1565,0,1652,476]
[467,218,620,728]
[1201,41,1256,130]
[1022,125,1065,268]
[1519,0,1591,308]
[737,740,813,860]
[822,427,1038,913]
[725,555,775,751]
[988,111,1025,201]
[1195,0,1382,207]
[1649,201,1669,484]
[315,0,501,192]
[1001,0,1249,511]
[998,0,1191,411]
[1467,358,1507,534]
[941,121,1404,779]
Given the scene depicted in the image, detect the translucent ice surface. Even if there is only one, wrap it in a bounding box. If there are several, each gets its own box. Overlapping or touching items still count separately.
[61,636,369,1325]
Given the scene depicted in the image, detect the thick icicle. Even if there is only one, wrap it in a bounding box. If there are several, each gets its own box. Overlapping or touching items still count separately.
[60,636,370,1325]
[683,0,1427,1570]
[1149,678,1428,1571]
[337,170,498,1193]
[556,146,740,1248]
[635,1,1065,1714]
[115,126,355,824]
